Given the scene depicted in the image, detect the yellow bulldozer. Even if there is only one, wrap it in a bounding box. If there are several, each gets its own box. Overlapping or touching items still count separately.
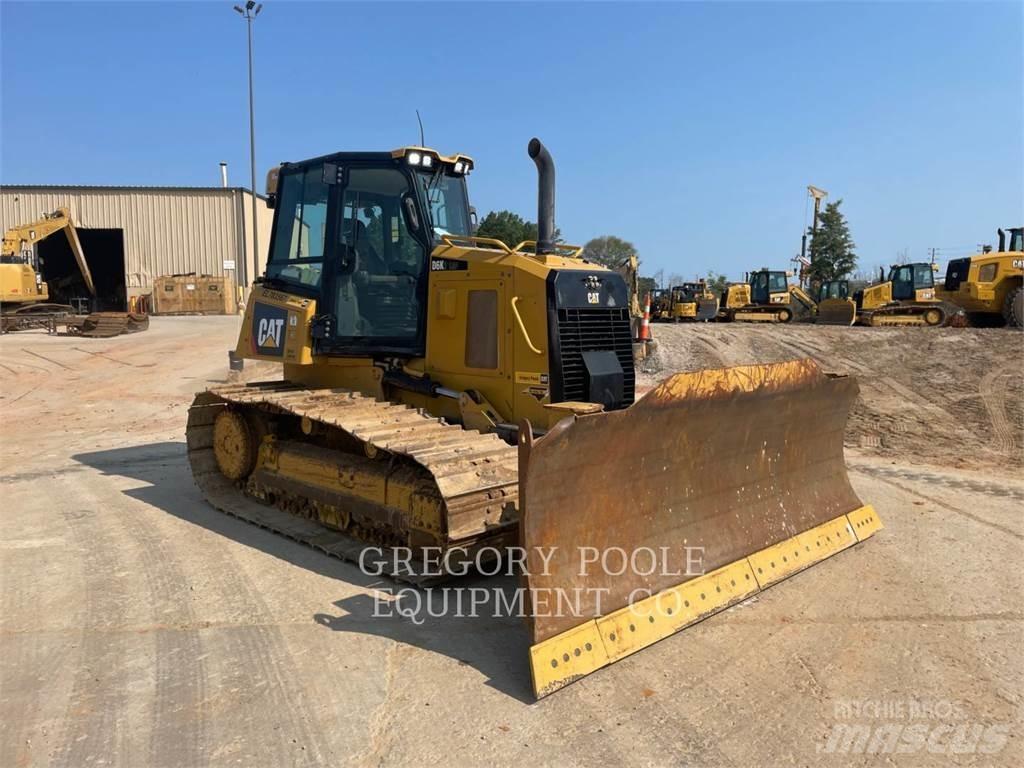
[651,281,718,322]
[1,207,148,335]
[936,227,1023,327]
[814,278,867,326]
[841,263,958,327]
[186,139,881,698]
[718,269,817,322]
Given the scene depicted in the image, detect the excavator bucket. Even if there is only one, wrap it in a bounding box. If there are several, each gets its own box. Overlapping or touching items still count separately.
[518,359,880,698]
[816,298,857,326]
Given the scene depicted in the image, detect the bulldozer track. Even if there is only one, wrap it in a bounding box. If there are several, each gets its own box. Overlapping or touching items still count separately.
[849,462,1024,503]
[186,381,520,581]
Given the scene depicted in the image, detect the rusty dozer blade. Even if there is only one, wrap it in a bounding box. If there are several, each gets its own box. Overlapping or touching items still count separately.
[816,298,857,326]
[695,297,719,322]
[517,359,881,698]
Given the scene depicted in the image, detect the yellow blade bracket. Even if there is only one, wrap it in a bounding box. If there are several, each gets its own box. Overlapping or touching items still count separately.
[517,359,883,698]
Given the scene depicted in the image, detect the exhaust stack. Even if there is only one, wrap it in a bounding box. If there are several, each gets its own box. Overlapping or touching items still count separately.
[528,138,556,255]
[219,162,229,188]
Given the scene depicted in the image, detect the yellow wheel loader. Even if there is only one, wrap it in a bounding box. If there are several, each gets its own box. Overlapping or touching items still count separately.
[936,227,1023,328]
[718,269,817,322]
[852,263,956,327]
[186,139,881,698]
[1,207,148,335]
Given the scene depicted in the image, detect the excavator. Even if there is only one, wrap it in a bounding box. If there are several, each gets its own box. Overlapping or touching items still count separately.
[186,139,881,698]
[936,227,1023,327]
[651,281,718,322]
[1,207,148,335]
[718,269,817,322]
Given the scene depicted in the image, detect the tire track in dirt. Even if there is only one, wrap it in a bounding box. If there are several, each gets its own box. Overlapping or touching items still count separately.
[87,460,332,765]
[979,370,1017,456]
[0,488,81,768]
[850,465,1024,540]
[49,480,134,767]
[96,473,211,768]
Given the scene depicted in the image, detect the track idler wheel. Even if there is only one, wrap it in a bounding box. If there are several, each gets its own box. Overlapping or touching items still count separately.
[923,307,944,326]
[213,410,258,481]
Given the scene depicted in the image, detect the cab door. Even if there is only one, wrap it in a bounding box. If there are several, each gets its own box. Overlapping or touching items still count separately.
[750,272,769,304]
[891,266,915,301]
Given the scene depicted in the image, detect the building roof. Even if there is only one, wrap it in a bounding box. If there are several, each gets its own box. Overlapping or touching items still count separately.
[1,184,267,199]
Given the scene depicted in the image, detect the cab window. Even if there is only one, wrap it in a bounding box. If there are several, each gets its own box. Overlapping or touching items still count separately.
[266,166,327,290]
[913,264,934,289]
[330,167,427,343]
[416,172,472,239]
[768,272,788,292]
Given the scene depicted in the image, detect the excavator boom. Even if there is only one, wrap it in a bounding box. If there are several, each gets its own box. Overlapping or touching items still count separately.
[1,207,96,298]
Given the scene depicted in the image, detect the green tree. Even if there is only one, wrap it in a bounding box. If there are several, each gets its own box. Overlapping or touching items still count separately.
[807,200,857,282]
[475,210,560,248]
[705,270,730,296]
[582,235,637,268]
[637,276,657,300]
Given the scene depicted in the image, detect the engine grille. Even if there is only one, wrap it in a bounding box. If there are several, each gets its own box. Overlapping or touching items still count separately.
[554,307,635,408]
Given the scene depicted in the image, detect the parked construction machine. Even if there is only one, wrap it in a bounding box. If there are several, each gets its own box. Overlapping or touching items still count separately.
[814,279,866,326]
[936,227,1023,327]
[651,281,718,322]
[186,139,881,698]
[718,269,817,322]
[1,207,148,335]
[850,263,956,327]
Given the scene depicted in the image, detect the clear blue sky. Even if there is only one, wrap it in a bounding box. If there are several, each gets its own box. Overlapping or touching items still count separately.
[2,1,1021,280]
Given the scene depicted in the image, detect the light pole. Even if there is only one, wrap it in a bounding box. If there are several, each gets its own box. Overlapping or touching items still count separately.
[234,1,262,293]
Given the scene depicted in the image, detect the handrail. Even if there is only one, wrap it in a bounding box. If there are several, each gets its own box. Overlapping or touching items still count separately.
[510,296,543,355]
[512,241,586,259]
[439,233,514,254]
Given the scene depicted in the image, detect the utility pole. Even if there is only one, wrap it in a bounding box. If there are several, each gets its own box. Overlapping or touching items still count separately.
[234,1,263,293]
[801,185,828,280]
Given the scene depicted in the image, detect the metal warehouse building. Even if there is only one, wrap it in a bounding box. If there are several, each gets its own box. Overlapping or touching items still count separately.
[0,185,272,311]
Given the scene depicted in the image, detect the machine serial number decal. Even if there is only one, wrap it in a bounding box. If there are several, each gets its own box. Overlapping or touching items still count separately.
[515,372,549,385]
[431,258,469,272]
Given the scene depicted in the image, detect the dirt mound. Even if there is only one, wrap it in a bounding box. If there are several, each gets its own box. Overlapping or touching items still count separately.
[639,324,1023,471]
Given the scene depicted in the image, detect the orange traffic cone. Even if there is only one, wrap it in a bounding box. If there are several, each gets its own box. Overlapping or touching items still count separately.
[638,292,652,341]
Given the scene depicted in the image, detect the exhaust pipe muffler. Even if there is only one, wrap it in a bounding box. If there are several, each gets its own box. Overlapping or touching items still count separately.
[528,138,556,255]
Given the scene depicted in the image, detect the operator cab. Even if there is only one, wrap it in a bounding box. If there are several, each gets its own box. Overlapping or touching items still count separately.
[888,263,934,301]
[818,280,849,301]
[261,147,474,357]
[674,282,705,300]
[749,270,788,304]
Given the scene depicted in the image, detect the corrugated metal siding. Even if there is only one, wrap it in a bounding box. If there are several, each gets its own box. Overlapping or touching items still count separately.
[0,187,272,297]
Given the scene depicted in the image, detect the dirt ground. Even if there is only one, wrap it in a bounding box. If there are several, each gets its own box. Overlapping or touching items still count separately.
[639,323,1024,472]
[1,317,1022,767]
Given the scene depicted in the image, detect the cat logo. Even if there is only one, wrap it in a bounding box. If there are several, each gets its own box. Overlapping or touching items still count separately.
[257,317,284,348]
[251,302,288,357]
